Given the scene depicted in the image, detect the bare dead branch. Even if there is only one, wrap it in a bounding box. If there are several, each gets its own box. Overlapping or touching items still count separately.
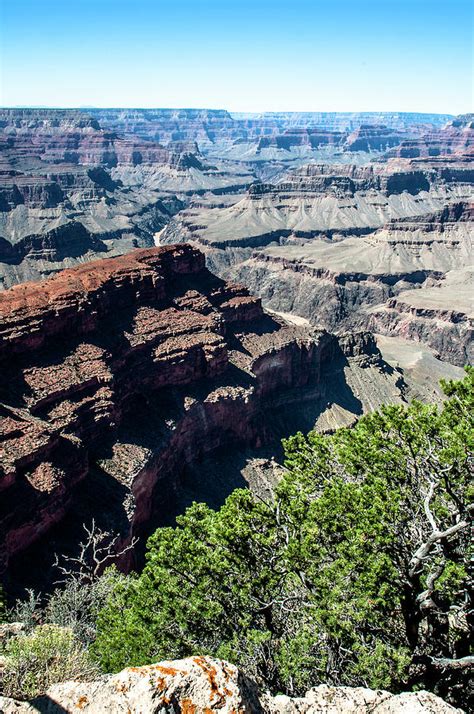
[408,511,472,580]
[428,655,474,670]
[54,520,138,584]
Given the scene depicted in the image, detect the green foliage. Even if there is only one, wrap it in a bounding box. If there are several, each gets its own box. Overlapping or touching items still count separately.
[10,568,124,647]
[347,642,411,691]
[44,568,125,645]
[1,624,99,699]
[2,371,471,702]
[92,370,472,701]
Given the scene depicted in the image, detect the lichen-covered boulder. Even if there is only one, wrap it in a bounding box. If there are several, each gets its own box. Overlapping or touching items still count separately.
[0,656,462,713]
[263,684,463,713]
[0,656,262,713]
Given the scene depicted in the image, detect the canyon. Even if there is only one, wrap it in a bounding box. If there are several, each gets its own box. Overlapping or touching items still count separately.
[2,0,474,703]
[159,116,473,365]
[0,244,318,579]
[0,243,462,588]
[0,109,461,288]
[0,108,471,588]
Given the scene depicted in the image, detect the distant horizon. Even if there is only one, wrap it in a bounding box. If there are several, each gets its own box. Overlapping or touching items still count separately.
[1,1,472,114]
[0,105,459,117]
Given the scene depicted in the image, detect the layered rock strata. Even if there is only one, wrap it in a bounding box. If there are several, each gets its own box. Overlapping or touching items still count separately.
[161,159,473,249]
[384,114,474,159]
[0,244,333,578]
[0,109,462,290]
[0,110,256,289]
[90,107,450,147]
[219,204,473,366]
[160,153,473,365]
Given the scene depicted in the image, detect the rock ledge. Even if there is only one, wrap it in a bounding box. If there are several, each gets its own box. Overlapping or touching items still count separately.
[0,656,462,713]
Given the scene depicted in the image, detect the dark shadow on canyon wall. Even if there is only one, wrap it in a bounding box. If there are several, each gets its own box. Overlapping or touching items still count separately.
[152,347,364,530]
[6,347,363,596]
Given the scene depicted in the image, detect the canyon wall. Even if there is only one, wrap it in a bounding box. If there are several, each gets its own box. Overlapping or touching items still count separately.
[0,244,336,581]
[0,109,255,289]
[159,118,473,366]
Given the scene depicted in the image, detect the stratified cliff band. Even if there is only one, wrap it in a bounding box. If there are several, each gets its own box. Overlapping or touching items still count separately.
[0,244,335,580]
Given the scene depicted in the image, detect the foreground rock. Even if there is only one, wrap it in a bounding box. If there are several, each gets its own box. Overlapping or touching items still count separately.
[0,656,461,713]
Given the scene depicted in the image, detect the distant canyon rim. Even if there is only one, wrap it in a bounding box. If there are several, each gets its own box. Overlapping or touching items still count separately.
[0,107,471,589]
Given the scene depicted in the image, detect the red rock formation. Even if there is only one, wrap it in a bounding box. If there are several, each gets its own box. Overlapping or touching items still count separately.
[0,245,329,578]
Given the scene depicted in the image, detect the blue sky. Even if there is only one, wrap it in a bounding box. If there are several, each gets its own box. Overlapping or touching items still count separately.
[0,0,472,113]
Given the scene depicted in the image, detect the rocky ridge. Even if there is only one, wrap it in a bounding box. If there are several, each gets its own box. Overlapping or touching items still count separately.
[0,244,342,581]
[90,108,451,150]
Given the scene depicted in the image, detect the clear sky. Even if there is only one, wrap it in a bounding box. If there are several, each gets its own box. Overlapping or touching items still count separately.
[0,0,472,113]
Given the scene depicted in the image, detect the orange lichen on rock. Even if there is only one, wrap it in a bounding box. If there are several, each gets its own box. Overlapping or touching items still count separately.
[193,656,226,705]
[0,655,457,712]
[153,664,182,677]
[180,699,198,714]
